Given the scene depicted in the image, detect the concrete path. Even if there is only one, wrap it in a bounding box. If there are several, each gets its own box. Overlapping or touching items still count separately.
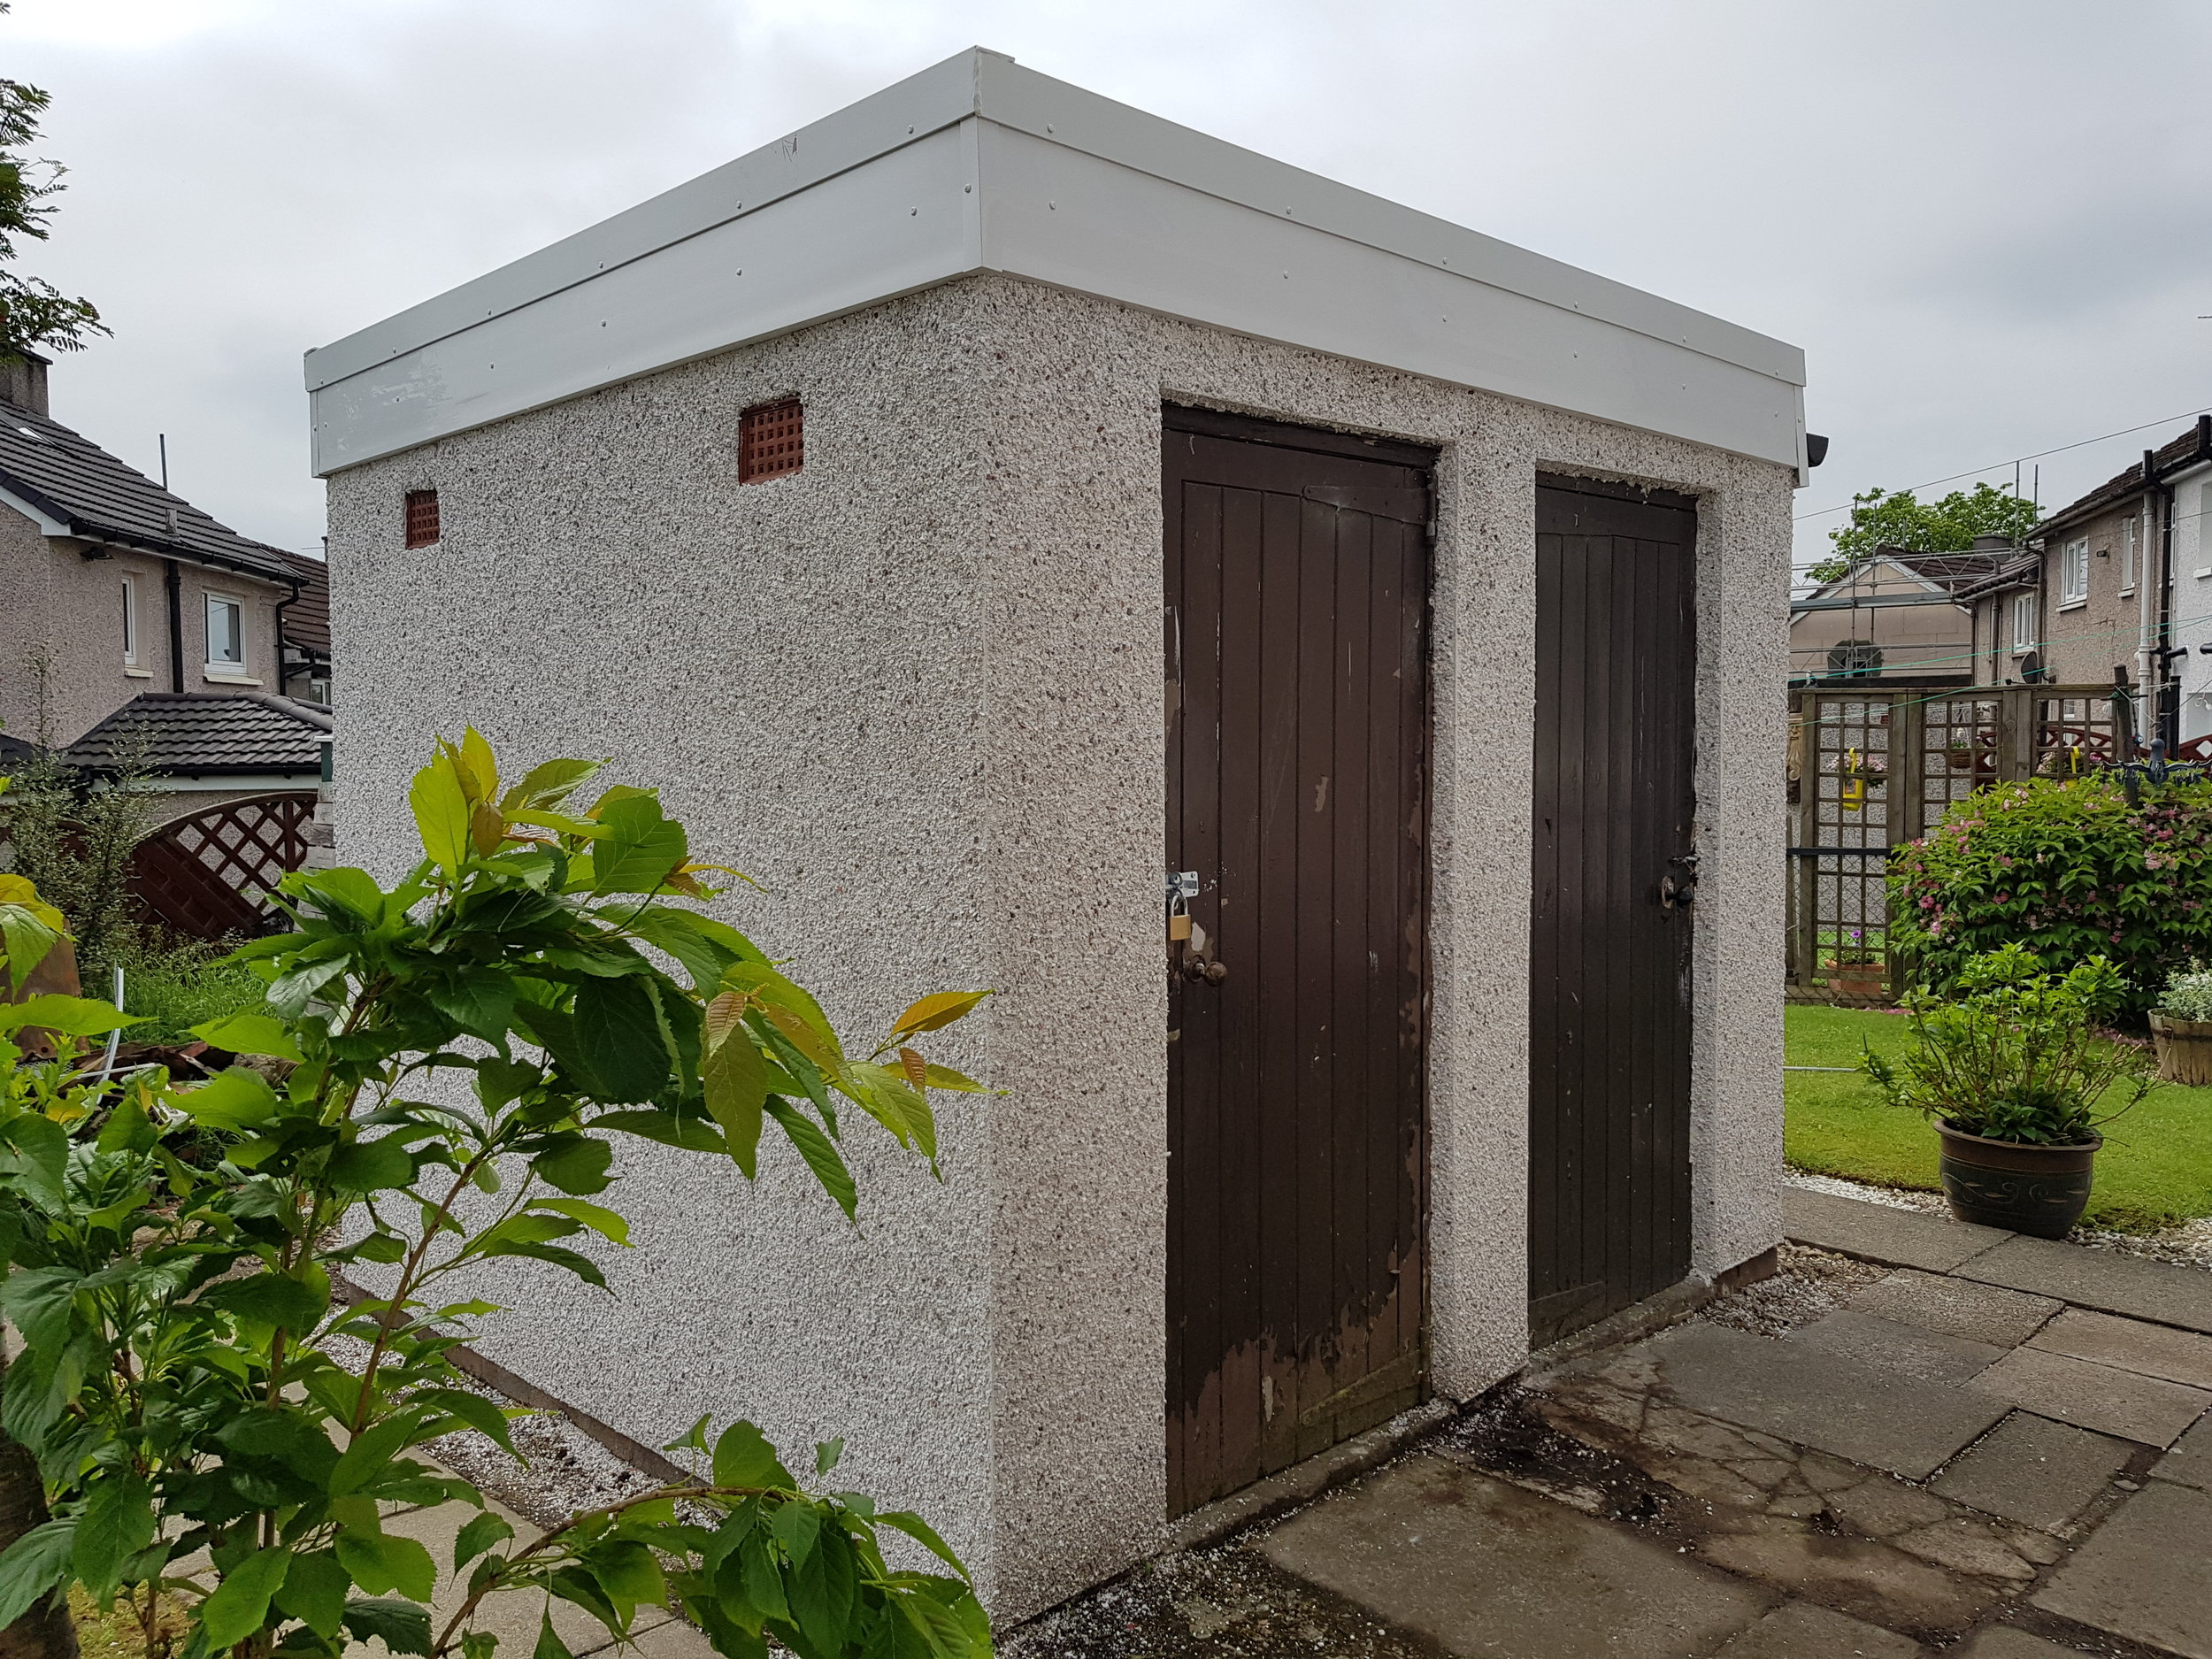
[1010,1189,2212,1657]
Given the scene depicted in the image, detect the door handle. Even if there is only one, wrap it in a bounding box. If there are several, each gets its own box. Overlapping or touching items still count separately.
[1183,955,1228,985]
[1658,873,1694,910]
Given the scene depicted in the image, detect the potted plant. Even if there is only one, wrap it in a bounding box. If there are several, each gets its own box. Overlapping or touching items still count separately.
[2150,966,2212,1086]
[1863,944,2153,1238]
[1824,928,1887,1001]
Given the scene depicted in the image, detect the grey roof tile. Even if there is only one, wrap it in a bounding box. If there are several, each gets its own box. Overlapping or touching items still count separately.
[64,693,331,776]
[0,397,298,584]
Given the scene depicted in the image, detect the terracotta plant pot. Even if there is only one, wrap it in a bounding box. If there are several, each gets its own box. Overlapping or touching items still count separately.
[2149,1012,2212,1087]
[1935,1121,2098,1240]
[1825,961,1887,1000]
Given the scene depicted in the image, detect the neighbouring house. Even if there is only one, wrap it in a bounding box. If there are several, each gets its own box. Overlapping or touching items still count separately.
[1788,546,2007,686]
[0,349,334,933]
[309,48,1801,1617]
[1959,417,2212,745]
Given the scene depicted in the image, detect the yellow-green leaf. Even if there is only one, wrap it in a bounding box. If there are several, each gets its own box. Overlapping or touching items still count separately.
[890,990,992,1037]
[409,757,472,872]
[457,726,500,806]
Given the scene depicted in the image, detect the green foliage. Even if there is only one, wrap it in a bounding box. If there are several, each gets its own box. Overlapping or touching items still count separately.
[1,723,161,990]
[114,940,265,1045]
[0,734,995,1659]
[1786,1003,2212,1230]
[1807,481,2039,584]
[1861,944,2154,1145]
[0,6,105,360]
[2154,968,2212,1022]
[1887,776,2212,1019]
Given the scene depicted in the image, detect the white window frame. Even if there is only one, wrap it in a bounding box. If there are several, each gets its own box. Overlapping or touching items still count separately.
[120,572,139,665]
[2059,538,2089,607]
[2012,590,2037,655]
[2121,516,2138,595]
[204,591,247,672]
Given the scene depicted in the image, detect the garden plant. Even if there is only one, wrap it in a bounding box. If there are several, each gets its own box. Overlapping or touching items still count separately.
[1886,774,2212,1020]
[0,733,995,1659]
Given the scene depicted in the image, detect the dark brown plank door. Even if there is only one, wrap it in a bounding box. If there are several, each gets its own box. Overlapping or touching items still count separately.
[1527,475,1699,1348]
[1164,406,1433,1518]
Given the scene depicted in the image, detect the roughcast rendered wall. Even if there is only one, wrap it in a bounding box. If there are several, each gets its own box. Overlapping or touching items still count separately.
[323,271,1791,1618]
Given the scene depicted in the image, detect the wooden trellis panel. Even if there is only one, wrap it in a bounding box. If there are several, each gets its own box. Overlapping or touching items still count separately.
[131,793,315,941]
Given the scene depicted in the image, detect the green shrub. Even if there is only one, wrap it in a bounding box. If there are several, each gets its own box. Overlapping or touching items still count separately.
[1887,775,2212,1019]
[1862,943,2154,1144]
[2155,968,2212,1022]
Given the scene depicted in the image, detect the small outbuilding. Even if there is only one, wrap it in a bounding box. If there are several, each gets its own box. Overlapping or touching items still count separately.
[311,50,1800,1617]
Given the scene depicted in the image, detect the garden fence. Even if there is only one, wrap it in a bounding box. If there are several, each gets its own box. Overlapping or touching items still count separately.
[1786,684,2127,997]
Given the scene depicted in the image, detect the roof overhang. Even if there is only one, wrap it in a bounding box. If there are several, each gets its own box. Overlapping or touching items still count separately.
[0,476,298,590]
[307,48,1808,480]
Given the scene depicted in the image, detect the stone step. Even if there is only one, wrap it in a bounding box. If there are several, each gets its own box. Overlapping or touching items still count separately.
[1956,1235,2212,1336]
[1782,1188,2011,1273]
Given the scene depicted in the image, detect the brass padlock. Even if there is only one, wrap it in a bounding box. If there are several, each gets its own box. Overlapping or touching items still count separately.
[1168,912,1192,942]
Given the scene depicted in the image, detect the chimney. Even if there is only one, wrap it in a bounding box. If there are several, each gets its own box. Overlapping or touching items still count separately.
[0,349,50,418]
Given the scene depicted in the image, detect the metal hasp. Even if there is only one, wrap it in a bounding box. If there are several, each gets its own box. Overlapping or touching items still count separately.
[1527,475,1698,1348]
[1163,404,1433,1518]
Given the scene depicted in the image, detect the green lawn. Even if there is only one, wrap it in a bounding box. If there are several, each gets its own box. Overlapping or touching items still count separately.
[1785,1003,2212,1233]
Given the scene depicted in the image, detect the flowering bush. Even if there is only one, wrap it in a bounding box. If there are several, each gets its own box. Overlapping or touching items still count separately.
[1887,776,2212,1021]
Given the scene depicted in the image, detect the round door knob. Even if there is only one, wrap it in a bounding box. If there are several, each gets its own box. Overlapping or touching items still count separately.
[1203,958,1228,985]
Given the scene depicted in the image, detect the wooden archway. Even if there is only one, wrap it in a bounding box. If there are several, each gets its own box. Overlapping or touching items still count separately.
[130,792,315,941]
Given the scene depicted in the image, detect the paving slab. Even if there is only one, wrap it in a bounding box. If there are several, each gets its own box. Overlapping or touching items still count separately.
[1712,1600,1923,1657]
[1614,1323,2009,1479]
[2033,1479,2212,1657]
[1789,1311,2008,1388]
[1956,1235,2212,1333]
[1783,1189,2012,1273]
[1695,1526,1998,1632]
[1257,1454,1773,1658]
[2156,1410,2212,1493]
[1955,1632,2082,1657]
[2028,1305,2212,1389]
[1968,1345,2212,1448]
[1847,1270,2062,1349]
[1930,1413,2134,1532]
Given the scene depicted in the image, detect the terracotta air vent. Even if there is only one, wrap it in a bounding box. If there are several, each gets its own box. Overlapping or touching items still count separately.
[739,397,803,484]
[403,489,441,549]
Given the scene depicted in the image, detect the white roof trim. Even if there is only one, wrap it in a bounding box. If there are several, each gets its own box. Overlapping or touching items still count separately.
[307,48,1807,477]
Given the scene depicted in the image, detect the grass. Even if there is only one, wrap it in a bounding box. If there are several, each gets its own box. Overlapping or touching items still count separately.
[1785,1002,2212,1233]
[117,944,265,1045]
[69,1586,187,1659]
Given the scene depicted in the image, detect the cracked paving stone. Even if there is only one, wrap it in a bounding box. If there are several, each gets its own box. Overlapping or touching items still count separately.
[1714,1600,1925,1658]
[1695,1526,2001,1634]
[1886,1517,2037,1584]
[1932,1412,2135,1532]
[1823,1477,1953,1540]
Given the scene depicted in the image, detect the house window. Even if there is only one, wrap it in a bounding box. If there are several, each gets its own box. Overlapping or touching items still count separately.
[2011,591,2037,654]
[121,573,138,664]
[205,593,245,670]
[2059,539,2089,606]
[2122,518,2138,593]
[739,397,803,483]
[404,489,441,548]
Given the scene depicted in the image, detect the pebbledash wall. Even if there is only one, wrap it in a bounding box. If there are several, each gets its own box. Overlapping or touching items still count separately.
[315,50,1796,1619]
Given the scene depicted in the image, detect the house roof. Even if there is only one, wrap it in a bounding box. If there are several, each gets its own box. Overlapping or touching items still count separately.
[273,550,331,659]
[1878,548,2035,595]
[2037,418,2212,538]
[307,48,1807,479]
[0,399,299,585]
[64,693,331,777]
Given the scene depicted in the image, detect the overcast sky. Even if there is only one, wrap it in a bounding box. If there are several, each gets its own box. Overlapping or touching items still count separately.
[10,0,2211,572]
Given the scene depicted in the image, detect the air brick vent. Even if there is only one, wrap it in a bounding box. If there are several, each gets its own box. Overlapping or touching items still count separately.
[739,397,803,484]
[403,489,441,549]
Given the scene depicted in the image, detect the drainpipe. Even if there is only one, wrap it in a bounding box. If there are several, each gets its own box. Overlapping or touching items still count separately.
[272,572,303,700]
[163,558,184,694]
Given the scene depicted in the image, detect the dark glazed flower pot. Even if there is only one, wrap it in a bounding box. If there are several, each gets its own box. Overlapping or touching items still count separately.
[1935,1122,2098,1240]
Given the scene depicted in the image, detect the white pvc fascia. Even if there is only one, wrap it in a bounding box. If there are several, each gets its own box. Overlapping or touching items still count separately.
[306,48,1806,477]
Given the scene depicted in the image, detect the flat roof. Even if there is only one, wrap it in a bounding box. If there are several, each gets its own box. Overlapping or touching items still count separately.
[307,48,1807,476]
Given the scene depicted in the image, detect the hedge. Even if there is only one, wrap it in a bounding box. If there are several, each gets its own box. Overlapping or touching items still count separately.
[1887,775,2212,1020]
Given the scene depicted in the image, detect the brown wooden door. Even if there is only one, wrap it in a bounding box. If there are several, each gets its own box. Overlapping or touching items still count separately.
[1164,406,1432,1518]
[1527,474,1698,1348]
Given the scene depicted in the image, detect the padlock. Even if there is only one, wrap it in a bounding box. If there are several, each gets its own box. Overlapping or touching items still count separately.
[1168,912,1192,942]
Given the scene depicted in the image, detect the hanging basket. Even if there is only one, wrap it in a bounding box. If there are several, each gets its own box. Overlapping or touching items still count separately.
[2149,1013,2212,1087]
